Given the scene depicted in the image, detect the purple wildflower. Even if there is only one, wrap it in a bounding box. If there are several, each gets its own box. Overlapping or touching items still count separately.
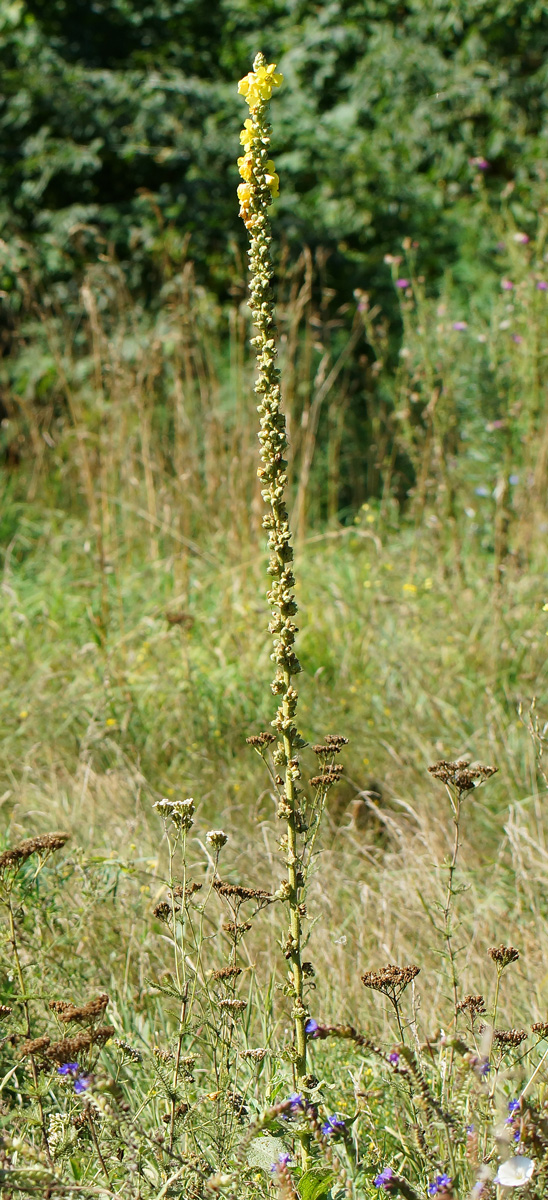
[374,1167,394,1189]
[452,321,468,331]
[479,1059,490,1077]
[74,1075,91,1094]
[537,280,548,291]
[475,486,490,497]
[509,474,519,485]
[322,1115,346,1137]
[429,1175,452,1195]
[512,334,523,344]
[508,1099,521,1115]
[57,1061,90,1094]
[396,279,410,289]
[469,157,489,170]
[501,279,514,291]
[388,1051,400,1064]
[58,1062,80,1075]
[270,1152,291,1172]
[282,1092,304,1117]
[305,1018,321,1038]
[513,232,529,244]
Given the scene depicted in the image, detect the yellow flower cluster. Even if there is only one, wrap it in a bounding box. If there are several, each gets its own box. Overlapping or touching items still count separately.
[237,61,283,111]
[236,64,282,227]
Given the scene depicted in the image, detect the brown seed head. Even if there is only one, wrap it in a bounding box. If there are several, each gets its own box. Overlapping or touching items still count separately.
[456,995,486,1017]
[218,999,247,1013]
[493,1028,528,1048]
[213,879,272,903]
[0,831,69,873]
[310,765,344,789]
[20,1036,50,1057]
[153,901,173,922]
[532,1022,548,1036]
[241,1047,268,1062]
[59,994,109,1025]
[211,966,242,981]
[246,732,276,747]
[0,1005,12,1020]
[361,964,420,1003]
[428,760,497,794]
[488,945,520,969]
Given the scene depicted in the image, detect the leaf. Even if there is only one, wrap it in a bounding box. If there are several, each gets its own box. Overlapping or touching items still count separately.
[246,1133,288,1172]
[299,1166,335,1200]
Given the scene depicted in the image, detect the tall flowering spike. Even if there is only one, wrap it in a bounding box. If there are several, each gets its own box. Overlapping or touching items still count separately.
[237,53,309,1086]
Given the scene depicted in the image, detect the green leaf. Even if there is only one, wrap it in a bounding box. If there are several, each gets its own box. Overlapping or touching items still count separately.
[246,1134,289,1172]
[299,1166,335,1200]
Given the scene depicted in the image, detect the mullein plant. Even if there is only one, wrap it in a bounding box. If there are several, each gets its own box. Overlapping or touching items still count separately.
[237,55,309,1083]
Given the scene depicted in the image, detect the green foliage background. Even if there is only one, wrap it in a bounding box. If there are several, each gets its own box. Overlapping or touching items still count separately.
[1,0,547,303]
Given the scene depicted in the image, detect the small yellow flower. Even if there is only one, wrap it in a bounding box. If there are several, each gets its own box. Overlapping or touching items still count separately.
[423,578,433,590]
[238,62,283,111]
[105,717,116,726]
[239,118,255,149]
[18,710,28,720]
[238,152,254,182]
[543,603,548,612]
[402,582,417,594]
[265,160,279,198]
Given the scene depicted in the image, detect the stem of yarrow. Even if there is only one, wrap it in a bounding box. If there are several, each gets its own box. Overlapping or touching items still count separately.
[237,55,309,1088]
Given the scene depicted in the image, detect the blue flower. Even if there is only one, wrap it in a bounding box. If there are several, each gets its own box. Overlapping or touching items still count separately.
[74,1075,90,1094]
[428,1174,452,1195]
[57,1062,90,1093]
[374,1167,393,1189]
[321,1114,346,1137]
[270,1152,291,1172]
[388,1051,400,1064]
[508,1099,520,1115]
[281,1092,303,1118]
[305,1018,321,1038]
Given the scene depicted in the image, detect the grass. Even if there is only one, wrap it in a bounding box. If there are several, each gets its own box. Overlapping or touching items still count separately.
[2,496,547,1029]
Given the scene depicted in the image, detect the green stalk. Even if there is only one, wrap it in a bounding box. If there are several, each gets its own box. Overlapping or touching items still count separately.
[237,54,308,1085]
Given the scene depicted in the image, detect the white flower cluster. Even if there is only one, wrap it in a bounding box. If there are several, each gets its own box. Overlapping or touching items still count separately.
[153,797,195,830]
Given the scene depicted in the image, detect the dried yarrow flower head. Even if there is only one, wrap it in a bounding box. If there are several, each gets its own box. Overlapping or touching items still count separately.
[493,1028,528,1048]
[153,901,174,923]
[211,966,242,981]
[362,964,420,1005]
[213,878,272,908]
[457,995,486,1019]
[532,1021,548,1035]
[58,994,109,1026]
[489,944,520,970]
[241,1047,268,1062]
[428,760,497,795]
[0,831,69,875]
[246,732,276,748]
[310,764,344,789]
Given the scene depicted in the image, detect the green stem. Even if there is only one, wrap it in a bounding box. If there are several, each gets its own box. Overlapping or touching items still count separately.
[7,901,53,1168]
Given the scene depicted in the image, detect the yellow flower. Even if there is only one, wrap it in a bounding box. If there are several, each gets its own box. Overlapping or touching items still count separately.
[402,582,417,594]
[265,160,279,198]
[239,118,255,149]
[105,717,117,726]
[237,152,254,182]
[238,62,283,111]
